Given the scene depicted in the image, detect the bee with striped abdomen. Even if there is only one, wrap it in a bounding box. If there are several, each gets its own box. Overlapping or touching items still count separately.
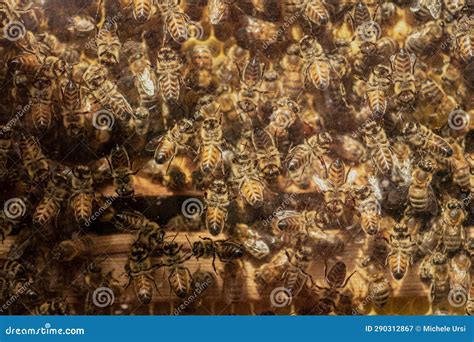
[190,236,244,272]
[52,236,95,261]
[28,74,54,132]
[358,256,391,308]
[204,179,230,236]
[231,150,265,207]
[281,246,314,300]
[255,249,291,288]
[299,35,331,90]
[390,49,417,106]
[452,14,474,65]
[155,47,183,104]
[365,64,391,117]
[125,240,158,304]
[162,240,193,298]
[362,121,393,174]
[146,119,194,166]
[251,128,281,179]
[403,122,453,158]
[96,22,121,66]
[388,223,416,280]
[61,74,87,139]
[435,199,466,253]
[33,173,69,229]
[199,115,224,175]
[352,183,381,236]
[107,145,136,198]
[158,0,190,43]
[17,133,50,182]
[133,0,155,22]
[408,159,437,213]
[70,165,94,227]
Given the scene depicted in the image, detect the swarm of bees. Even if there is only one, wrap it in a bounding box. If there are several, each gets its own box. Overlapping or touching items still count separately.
[0,0,472,315]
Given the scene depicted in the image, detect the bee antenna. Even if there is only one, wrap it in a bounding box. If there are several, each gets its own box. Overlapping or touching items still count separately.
[185,234,193,249]
[171,232,179,243]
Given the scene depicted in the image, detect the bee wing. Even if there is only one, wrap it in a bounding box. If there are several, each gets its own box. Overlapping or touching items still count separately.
[368,175,383,200]
[426,0,442,18]
[312,174,330,191]
[243,238,270,259]
[346,169,359,184]
[137,68,156,97]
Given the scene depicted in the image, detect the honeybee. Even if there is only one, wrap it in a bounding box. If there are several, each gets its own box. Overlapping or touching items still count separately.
[33,173,69,229]
[231,151,265,207]
[125,240,158,304]
[133,0,155,22]
[352,183,381,236]
[390,49,417,106]
[155,47,183,103]
[108,145,135,198]
[266,97,299,148]
[427,251,450,304]
[124,41,159,113]
[190,236,244,272]
[222,260,246,306]
[435,199,466,253]
[410,0,442,19]
[287,132,332,183]
[146,119,194,165]
[403,122,453,158]
[271,210,317,237]
[32,298,69,315]
[234,223,274,260]
[61,74,87,139]
[8,52,42,75]
[133,107,150,136]
[67,15,95,36]
[255,249,291,288]
[52,236,95,261]
[313,261,356,314]
[299,35,331,90]
[208,0,234,25]
[332,134,367,163]
[468,281,474,315]
[362,121,393,174]
[452,14,474,65]
[287,0,329,28]
[158,0,190,43]
[162,240,193,298]
[281,246,314,299]
[251,128,281,179]
[387,223,416,280]
[199,115,224,175]
[443,0,465,17]
[406,20,444,57]
[95,22,121,66]
[29,74,54,132]
[408,159,437,213]
[312,159,357,219]
[358,256,391,308]
[70,165,94,227]
[204,179,230,236]
[114,210,166,252]
[82,64,133,122]
[365,64,391,116]
[17,133,50,182]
